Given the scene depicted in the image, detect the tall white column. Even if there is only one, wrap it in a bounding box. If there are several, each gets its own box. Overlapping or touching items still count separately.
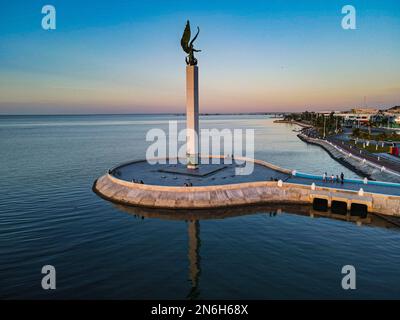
[186,65,199,169]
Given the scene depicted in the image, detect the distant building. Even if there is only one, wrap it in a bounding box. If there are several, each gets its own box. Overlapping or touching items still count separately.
[388,106,400,114]
[315,106,400,127]
[334,112,372,126]
[371,111,400,126]
[350,108,378,114]
[371,112,386,123]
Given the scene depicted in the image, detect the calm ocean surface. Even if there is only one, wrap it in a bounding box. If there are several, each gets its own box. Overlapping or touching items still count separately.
[1,114,399,299]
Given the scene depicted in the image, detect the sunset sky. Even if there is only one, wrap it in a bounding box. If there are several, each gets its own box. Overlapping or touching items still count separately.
[0,0,399,114]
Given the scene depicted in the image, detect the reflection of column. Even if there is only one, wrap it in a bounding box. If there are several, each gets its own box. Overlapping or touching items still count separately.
[186,65,199,169]
[187,220,200,299]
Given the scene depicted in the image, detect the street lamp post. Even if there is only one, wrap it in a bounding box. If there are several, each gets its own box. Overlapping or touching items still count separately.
[336,117,338,133]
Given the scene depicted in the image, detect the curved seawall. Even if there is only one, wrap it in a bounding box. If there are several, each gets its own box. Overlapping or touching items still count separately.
[93,157,400,216]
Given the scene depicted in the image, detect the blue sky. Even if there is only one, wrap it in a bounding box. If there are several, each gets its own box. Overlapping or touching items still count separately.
[0,0,399,114]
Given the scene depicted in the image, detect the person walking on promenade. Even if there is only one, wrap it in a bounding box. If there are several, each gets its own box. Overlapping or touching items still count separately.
[336,175,340,183]
[323,172,327,182]
[340,172,344,184]
[330,174,335,183]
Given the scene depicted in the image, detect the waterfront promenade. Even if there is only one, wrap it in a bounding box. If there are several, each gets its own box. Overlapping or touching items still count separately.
[108,158,400,196]
[297,132,400,182]
[328,136,400,174]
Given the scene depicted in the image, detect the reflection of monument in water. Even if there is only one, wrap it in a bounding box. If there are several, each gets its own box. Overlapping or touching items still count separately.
[187,220,201,299]
[112,203,400,297]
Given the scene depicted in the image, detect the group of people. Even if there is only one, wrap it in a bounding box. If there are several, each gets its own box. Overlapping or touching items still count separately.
[322,172,345,184]
[131,179,144,184]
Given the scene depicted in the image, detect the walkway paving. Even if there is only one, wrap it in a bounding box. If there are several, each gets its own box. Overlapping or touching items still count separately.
[113,159,289,187]
[289,176,400,196]
[328,137,400,173]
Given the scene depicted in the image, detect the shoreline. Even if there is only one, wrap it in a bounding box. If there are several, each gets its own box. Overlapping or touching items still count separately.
[297,132,400,182]
[296,134,373,179]
[273,119,312,128]
[275,120,400,182]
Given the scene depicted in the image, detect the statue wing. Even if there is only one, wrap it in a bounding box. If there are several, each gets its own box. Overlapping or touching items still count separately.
[189,26,200,48]
[181,20,191,53]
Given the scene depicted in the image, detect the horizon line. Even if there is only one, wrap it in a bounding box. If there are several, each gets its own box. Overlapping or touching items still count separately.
[0,112,286,116]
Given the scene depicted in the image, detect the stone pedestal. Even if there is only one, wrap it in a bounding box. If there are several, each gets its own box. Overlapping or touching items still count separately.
[186,65,199,169]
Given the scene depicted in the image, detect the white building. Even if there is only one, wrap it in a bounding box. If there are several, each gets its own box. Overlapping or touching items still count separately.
[333,113,372,126]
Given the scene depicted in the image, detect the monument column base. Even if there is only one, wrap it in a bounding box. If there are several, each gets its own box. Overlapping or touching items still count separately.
[187,153,199,170]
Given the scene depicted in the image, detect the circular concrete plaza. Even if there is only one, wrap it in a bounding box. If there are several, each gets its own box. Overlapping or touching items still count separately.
[110,157,290,187]
[94,157,400,213]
